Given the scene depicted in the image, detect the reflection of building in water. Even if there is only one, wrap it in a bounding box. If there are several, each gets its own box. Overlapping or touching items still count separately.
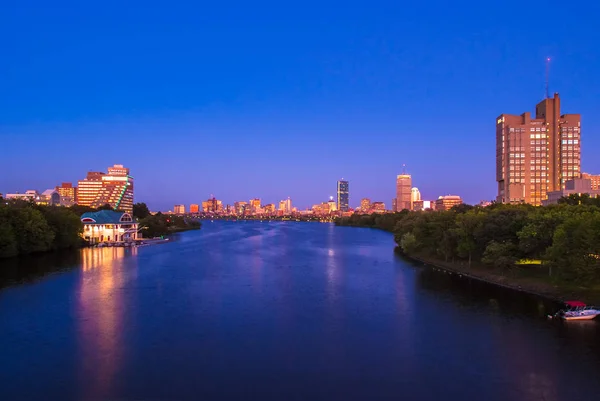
[78,246,137,399]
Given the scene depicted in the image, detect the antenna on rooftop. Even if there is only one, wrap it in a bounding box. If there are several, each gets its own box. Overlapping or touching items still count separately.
[545,57,551,99]
[402,164,407,175]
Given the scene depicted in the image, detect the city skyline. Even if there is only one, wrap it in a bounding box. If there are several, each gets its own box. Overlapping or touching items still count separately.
[2,2,600,211]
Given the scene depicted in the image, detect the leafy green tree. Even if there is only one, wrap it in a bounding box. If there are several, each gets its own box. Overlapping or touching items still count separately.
[133,202,151,219]
[481,240,519,270]
[38,206,83,250]
[399,232,419,254]
[0,208,18,258]
[455,211,484,266]
[11,207,55,254]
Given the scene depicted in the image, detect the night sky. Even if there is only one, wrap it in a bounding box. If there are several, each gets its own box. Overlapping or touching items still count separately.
[1,1,599,211]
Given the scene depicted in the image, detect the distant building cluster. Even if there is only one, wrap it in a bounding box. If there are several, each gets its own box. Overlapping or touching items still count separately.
[1,164,134,214]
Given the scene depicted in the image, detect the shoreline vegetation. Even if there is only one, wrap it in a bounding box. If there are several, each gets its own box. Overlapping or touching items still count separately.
[0,200,200,260]
[336,198,600,304]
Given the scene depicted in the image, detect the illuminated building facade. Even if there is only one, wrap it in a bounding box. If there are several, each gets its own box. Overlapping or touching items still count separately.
[77,171,105,207]
[435,195,463,211]
[395,174,412,211]
[57,182,76,206]
[371,202,385,213]
[189,204,200,214]
[264,203,275,213]
[581,173,600,191]
[81,210,138,244]
[411,187,421,210]
[174,205,185,214]
[90,165,134,213]
[250,198,261,212]
[496,93,581,205]
[543,178,600,205]
[360,198,371,212]
[202,197,222,213]
[337,180,349,212]
[234,201,248,215]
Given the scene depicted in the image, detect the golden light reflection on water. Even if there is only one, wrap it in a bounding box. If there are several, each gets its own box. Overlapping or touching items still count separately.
[77,246,137,399]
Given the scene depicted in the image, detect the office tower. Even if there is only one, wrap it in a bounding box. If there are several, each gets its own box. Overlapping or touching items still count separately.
[174,205,185,214]
[190,204,200,214]
[77,171,106,207]
[337,180,349,212]
[57,182,77,206]
[435,195,463,211]
[411,187,421,210]
[264,204,275,213]
[90,164,134,213]
[496,93,581,205]
[395,174,412,211]
[360,198,371,212]
[391,198,397,213]
[284,197,292,214]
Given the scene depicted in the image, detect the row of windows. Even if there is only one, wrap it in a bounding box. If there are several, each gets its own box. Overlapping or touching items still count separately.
[531,140,547,145]
[530,134,547,139]
[561,127,579,132]
[509,146,526,151]
[562,139,579,144]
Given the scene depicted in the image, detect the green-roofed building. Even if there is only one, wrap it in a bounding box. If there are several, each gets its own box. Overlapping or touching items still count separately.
[81,210,139,244]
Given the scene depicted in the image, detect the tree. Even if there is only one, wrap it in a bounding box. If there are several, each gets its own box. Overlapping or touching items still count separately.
[11,207,55,254]
[0,208,18,258]
[481,240,519,270]
[38,206,83,250]
[133,202,151,219]
[399,232,419,254]
[455,211,483,267]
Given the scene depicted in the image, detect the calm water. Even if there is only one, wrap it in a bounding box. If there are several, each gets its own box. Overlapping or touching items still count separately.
[1,221,600,401]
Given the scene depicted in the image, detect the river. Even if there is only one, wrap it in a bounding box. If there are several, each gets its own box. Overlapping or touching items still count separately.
[1,221,599,400]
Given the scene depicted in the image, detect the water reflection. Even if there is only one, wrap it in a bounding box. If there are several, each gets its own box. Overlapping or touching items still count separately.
[77,247,137,399]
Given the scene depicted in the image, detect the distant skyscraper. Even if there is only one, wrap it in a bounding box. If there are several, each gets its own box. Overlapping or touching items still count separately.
[174,204,185,214]
[371,201,386,213]
[395,174,412,211]
[234,201,248,215]
[337,180,349,212]
[190,204,200,214]
[250,198,261,212]
[496,93,581,205]
[410,187,421,210]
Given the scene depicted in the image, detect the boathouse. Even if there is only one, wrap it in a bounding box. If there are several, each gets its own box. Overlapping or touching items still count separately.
[80,210,139,244]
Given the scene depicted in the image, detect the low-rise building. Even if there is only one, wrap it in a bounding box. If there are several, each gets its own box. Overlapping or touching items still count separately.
[81,210,139,244]
[543,178,600,205]
[40,189,61,206]
[435,195,463,211]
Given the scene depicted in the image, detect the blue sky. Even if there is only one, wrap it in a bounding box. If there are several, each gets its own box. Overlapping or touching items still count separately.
[1,1,599,211]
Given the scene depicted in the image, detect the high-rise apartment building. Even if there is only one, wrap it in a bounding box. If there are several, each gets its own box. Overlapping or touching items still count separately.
[395,174,412,211]
[234,201,248,215]
[496,93,581,205]
[77,171,106,207]
[411,187,421,210]
[337,180,349,212]
[90,164,134,213]
[174,204,185,214]
[190,204,200,214]
[57,182,77,206]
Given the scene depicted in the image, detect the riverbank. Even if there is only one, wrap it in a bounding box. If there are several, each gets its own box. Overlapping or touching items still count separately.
[402,251,600,305]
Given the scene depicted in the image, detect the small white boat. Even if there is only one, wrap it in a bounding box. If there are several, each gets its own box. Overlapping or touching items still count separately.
[552,301,600,321]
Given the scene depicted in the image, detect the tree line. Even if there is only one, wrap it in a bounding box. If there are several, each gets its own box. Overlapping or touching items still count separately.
[133,202,201,238]
[0,200,84,258]
[336,195,600,284]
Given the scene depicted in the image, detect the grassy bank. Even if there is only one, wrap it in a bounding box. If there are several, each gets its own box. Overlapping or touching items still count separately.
[402,251,600,305]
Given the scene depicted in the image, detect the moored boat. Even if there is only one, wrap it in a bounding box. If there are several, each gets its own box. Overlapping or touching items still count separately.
[551,301,600,321]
